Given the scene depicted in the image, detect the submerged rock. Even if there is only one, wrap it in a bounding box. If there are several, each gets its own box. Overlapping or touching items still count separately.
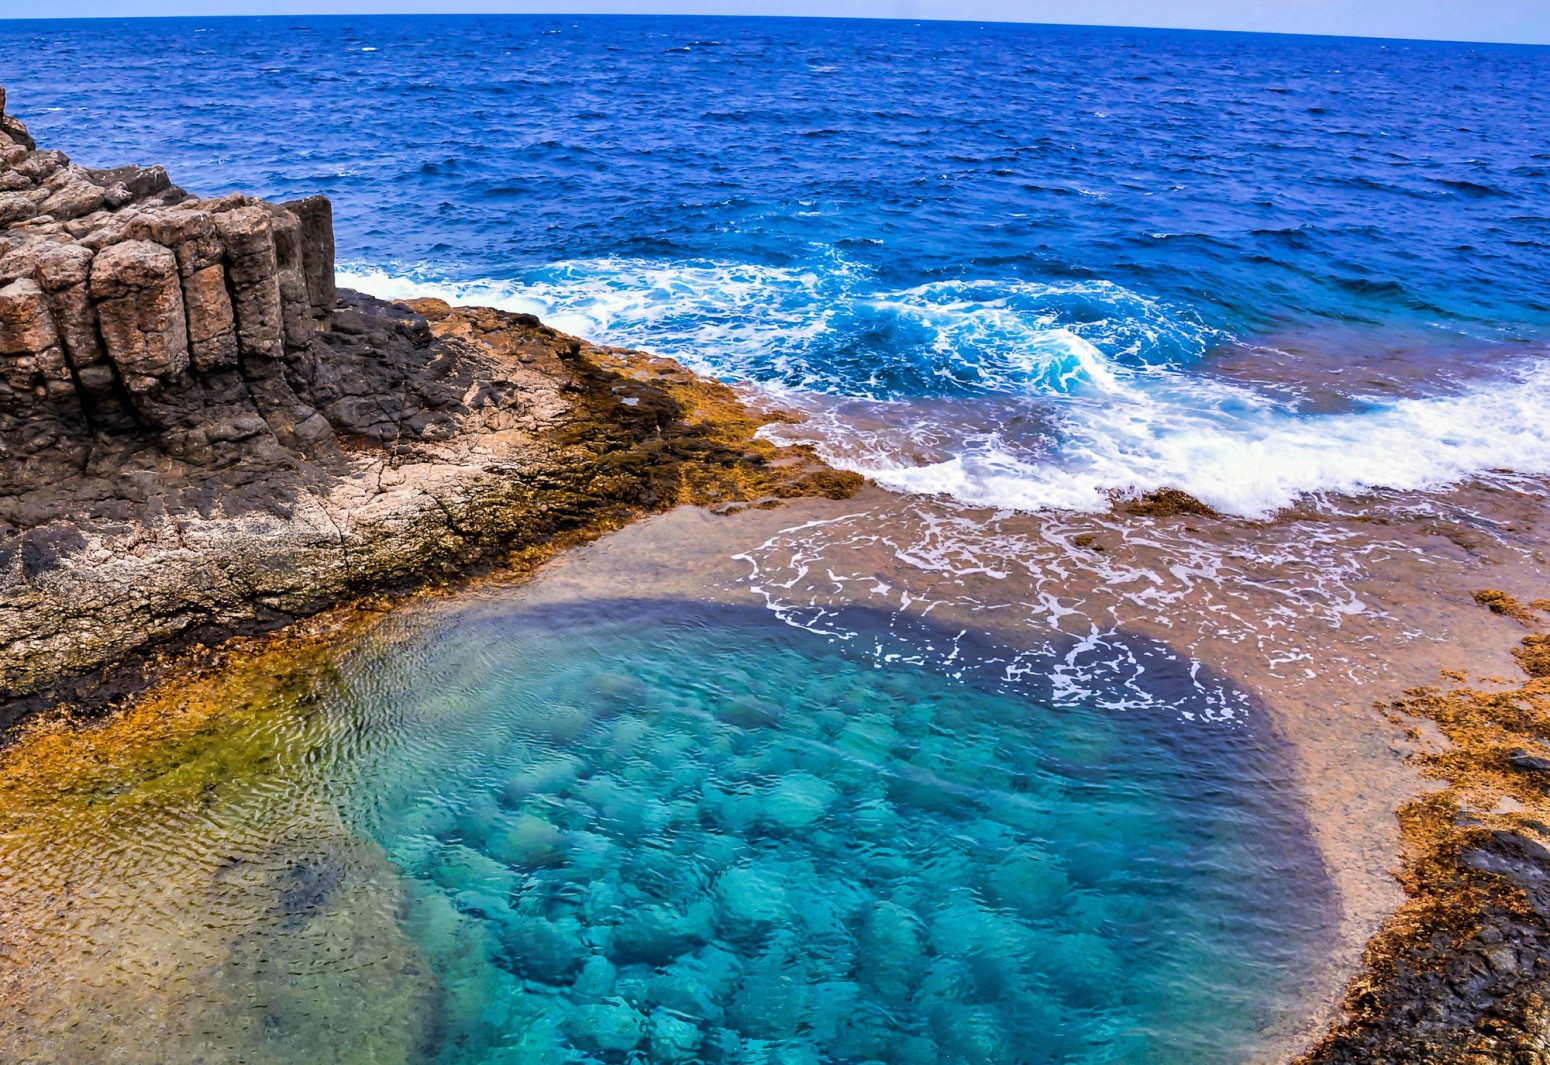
[501,754,585,804]
[856,900,926,1002]
[760,771,840,831]
[430,843,520,898]
[570,954,618,1002]
[647,1009,703,1063]
[484,811,568,869]
[725,939,815,1040]
[503,915,588,985]
[645,966,728,1026]
[565,1001,646,1054]
[606,901,715,966]
[715,864,792,933]
[983,848,1072,920]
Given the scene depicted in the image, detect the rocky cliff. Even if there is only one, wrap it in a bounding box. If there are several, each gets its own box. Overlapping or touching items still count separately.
[0,86,344,486]
[0,86,858,723]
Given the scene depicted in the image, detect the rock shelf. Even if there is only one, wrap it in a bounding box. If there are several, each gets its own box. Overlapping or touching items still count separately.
[0,85,858,722]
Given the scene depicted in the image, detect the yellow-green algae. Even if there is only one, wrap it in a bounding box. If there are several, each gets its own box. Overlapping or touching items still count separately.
[0,612,439,1065]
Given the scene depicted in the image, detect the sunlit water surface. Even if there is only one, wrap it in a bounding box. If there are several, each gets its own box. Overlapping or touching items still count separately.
[4,15,1550,514]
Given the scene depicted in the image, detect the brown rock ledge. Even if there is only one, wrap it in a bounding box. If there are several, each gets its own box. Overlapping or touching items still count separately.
[0,86,859,727]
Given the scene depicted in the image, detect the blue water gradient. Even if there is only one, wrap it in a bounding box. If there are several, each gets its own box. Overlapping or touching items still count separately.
[4,15,1549,511]
[329,600,1332,1064]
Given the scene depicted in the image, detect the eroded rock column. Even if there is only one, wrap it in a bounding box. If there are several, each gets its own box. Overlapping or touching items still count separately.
[119,206,239,375]
[0,277,72,407]
[0,274,90,488]
[267,206,313,354]
[213,204,285,368]
[89,240,189,425]
[285,195,337,322]
[29,241,136,430]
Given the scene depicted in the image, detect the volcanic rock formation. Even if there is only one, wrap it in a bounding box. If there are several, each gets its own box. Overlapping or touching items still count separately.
[0,87,339,473]
[0,86,856,721]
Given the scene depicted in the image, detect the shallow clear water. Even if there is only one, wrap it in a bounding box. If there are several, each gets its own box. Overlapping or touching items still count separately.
[0,593,1334,1063]
[4,15,1549,513]
[320,599,1330,1064]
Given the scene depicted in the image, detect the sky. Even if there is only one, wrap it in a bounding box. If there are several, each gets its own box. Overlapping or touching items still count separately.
[1,1,1547,46]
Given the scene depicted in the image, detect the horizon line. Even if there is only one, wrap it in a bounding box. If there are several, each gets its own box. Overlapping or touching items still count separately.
[0,10,1546,50]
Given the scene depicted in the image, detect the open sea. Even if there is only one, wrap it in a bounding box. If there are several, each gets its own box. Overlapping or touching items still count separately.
[1,14,1546,1065]
[5,14,1550,515]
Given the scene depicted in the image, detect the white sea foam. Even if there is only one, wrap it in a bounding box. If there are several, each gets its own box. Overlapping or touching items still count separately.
[793,357,1550,517]
[340,259,1550,518]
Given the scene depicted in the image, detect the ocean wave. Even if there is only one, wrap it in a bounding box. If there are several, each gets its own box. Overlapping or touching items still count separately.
[780,364,1550,517]
[340,258,1550,518]
[340,255,1216,397]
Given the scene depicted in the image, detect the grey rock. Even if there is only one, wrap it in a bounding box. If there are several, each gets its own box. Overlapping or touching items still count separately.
[14,150,65,185]
[284,194,336,320]
[0,191,42,227]
[213,204,285,365]
[86,163,175,201]
[39,173,106,222]
[266,204,314,353]
[0,85,34,152]
[1508,749,1550,775]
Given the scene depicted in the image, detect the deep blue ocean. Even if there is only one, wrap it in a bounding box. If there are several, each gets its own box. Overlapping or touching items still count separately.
[4,15,1550,514]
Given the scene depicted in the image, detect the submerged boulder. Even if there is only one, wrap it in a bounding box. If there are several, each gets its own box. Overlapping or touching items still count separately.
[565,1001,646,1054]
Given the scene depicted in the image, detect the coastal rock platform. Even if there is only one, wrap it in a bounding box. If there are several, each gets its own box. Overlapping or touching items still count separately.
[3,72,1549,1065]
[0,87,856,722]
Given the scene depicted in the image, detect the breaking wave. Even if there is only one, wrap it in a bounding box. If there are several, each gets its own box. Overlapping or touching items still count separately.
[341,257,1550,518]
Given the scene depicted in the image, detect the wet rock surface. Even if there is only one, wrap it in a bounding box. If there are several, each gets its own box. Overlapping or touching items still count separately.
[1300,599,1550,1064]
[0,85,857,723]
[1302,830,1550,1065]
[1301,830,1550,1064]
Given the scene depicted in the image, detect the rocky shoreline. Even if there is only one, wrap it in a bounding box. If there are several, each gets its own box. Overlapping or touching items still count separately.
[1295,593,1550,1064]
[3,82,1548,1064]
[0,87,856,727]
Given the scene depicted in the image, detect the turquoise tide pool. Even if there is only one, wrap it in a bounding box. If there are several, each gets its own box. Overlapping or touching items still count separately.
[325,600,1331,1064]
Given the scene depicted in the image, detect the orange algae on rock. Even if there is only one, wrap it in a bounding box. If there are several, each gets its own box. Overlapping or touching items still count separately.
[1512,635,1550,680]
[1298,594,1550,1064]
[1471,589,1541,627]
[1116,487,1220,519]
[388,298,863,514]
